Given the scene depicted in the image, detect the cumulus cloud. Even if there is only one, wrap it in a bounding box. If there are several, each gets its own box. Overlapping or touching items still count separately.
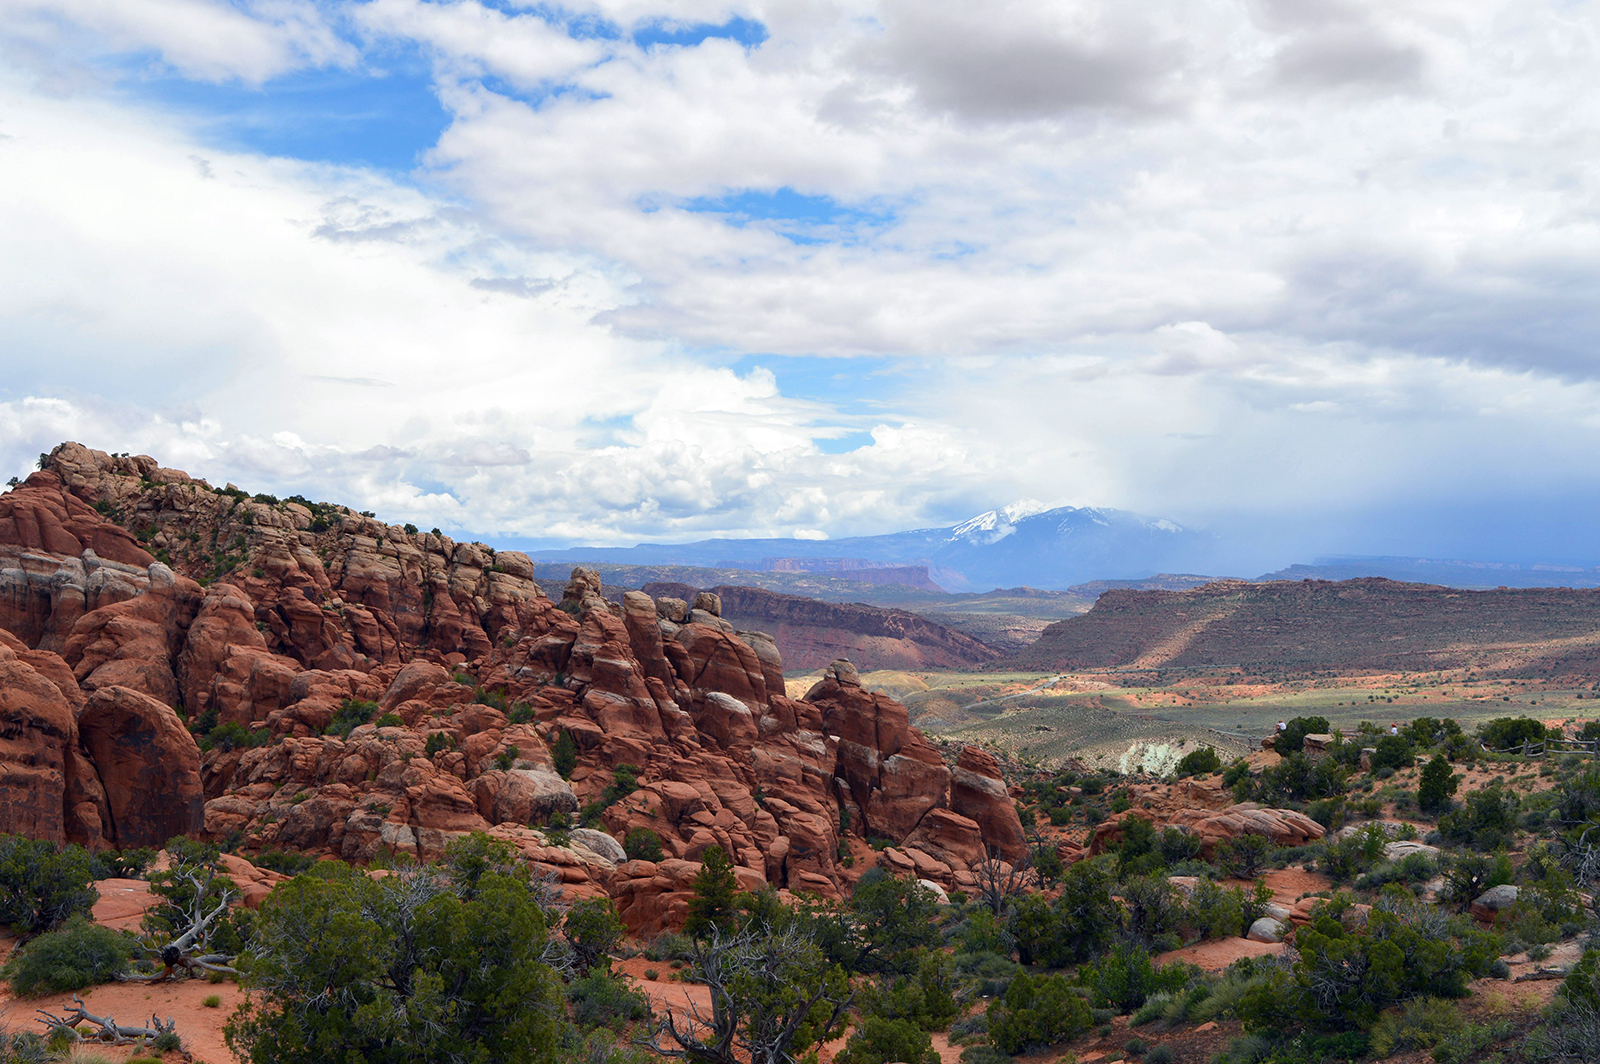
[0,0,353,84]
[864,0,1189,121]
[2,0,1599,564]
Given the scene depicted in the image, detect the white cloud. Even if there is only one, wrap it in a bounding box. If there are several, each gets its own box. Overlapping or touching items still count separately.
[3,0,1600,563]
[0,0,353,83]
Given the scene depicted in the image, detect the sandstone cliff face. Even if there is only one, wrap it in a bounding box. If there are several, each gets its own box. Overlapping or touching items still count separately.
[641,582,1002,672]
[0,443,1027,934]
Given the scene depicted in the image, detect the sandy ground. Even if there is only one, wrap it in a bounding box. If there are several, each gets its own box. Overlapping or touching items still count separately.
[0,977,244,1064]
[0,880,238,1064]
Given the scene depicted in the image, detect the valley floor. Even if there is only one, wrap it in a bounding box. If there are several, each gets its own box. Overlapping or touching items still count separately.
[786,667,1600,773]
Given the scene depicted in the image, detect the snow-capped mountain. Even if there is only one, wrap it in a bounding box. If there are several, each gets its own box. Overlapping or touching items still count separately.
[527,503,1211,591]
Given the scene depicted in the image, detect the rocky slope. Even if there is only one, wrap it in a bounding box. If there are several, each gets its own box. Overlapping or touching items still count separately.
[639,583,1002,672]
[0,442,1025,933]
[1010,576,1600,677]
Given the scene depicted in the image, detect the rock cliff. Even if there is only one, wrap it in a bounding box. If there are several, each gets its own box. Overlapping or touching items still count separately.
[0,442,1026,933]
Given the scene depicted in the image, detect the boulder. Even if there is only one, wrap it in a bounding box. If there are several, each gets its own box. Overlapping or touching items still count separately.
[1247,917,1287,943]
[1471,884,1519,922]
[570,828,626,865]
[77,685,204,848]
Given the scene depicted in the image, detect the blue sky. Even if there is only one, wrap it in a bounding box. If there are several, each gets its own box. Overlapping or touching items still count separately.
[3,0,1600,571]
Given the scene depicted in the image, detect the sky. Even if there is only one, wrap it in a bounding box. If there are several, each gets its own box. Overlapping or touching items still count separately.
[2,0,1599,569]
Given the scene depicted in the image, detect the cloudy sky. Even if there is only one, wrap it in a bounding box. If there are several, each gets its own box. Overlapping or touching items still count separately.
[2,0,1598,568]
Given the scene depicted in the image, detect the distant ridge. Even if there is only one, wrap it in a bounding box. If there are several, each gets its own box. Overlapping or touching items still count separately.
[640,583,1002,672]
[1258,556,1600,590]
[528,503,1209,591]
[1009,576,1600,677]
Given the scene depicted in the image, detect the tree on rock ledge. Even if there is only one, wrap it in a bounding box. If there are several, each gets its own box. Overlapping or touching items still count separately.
[225,835,564,1064]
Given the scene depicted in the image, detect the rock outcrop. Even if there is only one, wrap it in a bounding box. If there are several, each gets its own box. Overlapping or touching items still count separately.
[0,443,1030,935]
[1091,800,1325,856]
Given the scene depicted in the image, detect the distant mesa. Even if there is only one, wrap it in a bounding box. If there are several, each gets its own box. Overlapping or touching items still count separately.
[1010,576,1600,677]
[716,556,956,593]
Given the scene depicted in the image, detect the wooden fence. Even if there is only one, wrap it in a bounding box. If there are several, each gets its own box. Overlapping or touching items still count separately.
[1485,736,1600,760]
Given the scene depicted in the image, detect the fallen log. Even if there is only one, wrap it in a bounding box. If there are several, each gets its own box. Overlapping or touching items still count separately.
[36,994,180,1045]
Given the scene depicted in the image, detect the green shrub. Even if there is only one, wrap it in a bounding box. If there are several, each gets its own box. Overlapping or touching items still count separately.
[1437,850,1515,910]
[563,897,625,975]
[1559,949,1600,1010]
[623,828,664,863]
[1177,746,1222,776]
[0,835,98,933]
[987,971,1091,1054]
[1477,716,1549,751]
[643,931,692,962]
[1289,892,1497,1030]
[251,849,318,876]
[1119,875,1185,947]
[854,951,960,1033]
[1215,833,1275,879]
[374,712,403,728]
[958,1046,1010,1064]
[1368,996,1464,1057]
[1369,736,1415,773]
[1080,943,1195,1015]
[324,698,379,738]
[1439,783,1519,849]
[508,703,535,725]
[566,969,649,1031]
[1317,823,1388,883]
[87,847,155,880]
[2,915,133,994]
[204,994,223,1007]
[1417,755,1458,814]
[1402,717,1461,748]
[424,731,454,757]
[1006,858,1119,967]
[1185,878,1248,940]
[1249,752,1347,804]
[552,729,578,779]
[684,846,739,940]
[226,837,565,1063]
[836,1016,938,1064]
[203,719,271,752]
[1275,717,1330,755]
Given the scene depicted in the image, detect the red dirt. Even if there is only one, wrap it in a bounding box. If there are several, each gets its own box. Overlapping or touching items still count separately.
[0,976,243,1063]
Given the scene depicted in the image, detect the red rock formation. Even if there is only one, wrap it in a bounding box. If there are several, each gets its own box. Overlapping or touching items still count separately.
[949,746,1027,861]
[1090,801,1325,857]
[78,686,204,849]
[0,443,1027,931]
[0,643,78,842]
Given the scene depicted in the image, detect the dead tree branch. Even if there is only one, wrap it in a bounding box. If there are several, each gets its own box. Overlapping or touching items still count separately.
[36,994,179,1045]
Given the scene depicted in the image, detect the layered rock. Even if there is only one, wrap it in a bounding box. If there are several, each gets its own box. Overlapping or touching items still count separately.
[0,443,1028,934]
[1091,801,1325,856]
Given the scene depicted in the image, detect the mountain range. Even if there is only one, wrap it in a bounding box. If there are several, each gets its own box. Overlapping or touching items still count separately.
[528,502,1209,591]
